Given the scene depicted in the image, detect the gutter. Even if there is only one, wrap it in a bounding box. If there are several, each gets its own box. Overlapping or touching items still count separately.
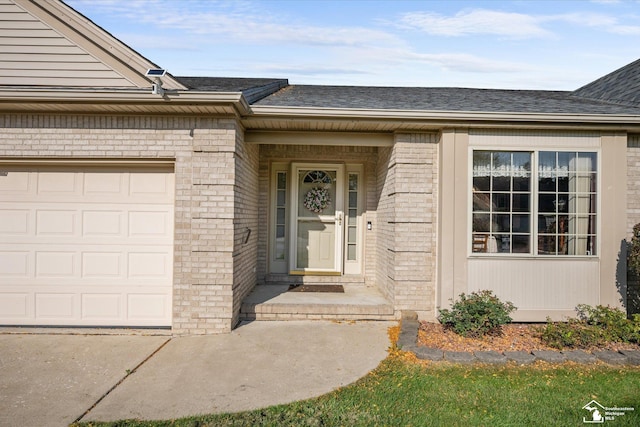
[0,88,251,115]
[249,105,640,125]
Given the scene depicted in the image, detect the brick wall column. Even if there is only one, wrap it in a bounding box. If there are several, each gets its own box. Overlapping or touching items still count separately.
[387,133,438,320]
[173,126,237,334]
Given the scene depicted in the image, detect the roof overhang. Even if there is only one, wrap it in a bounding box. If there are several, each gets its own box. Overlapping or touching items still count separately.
[245,105,640,132]
[0,88,250,115]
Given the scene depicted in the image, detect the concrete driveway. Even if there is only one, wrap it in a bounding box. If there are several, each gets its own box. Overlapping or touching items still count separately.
[0,320,393,426]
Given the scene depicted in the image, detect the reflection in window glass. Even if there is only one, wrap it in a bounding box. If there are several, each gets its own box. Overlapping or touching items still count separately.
[472,151,532,254]
[274,172,287,260]
[538,151,597,255]
[347,173,359,261]
[472,150,597,256]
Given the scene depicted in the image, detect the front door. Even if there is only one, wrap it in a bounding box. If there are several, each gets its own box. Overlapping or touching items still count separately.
[290,163,344,274]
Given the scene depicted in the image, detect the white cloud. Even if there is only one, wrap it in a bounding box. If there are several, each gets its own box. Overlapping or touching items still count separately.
[396,8,640,39]
[405,52,529,74]
[396,9,552,38]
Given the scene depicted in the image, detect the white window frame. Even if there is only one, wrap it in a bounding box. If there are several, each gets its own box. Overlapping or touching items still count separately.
[469,147,600,258]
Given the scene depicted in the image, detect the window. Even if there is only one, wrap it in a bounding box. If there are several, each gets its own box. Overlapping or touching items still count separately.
[472,150,597,256]
[274,171,287,260]
[346,173,359,261]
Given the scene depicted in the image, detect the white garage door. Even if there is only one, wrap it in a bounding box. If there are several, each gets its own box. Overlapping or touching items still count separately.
[0,165,174,327]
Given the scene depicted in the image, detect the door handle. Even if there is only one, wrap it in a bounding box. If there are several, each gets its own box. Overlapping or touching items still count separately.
[336,212,342,226]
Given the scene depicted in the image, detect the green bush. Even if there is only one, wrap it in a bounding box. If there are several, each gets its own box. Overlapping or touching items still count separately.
[537,318,605,349]
[538,305,640,349]
[438,290,516,338]
[628,223,640,278]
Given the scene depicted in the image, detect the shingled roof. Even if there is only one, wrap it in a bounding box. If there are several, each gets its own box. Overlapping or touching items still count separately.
[573,58,640,107]
[175,77,288,104]
[175,58,640,116]
[253,85,640,115]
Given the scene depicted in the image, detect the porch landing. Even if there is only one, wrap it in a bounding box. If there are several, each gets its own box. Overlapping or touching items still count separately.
[240,284,397,321]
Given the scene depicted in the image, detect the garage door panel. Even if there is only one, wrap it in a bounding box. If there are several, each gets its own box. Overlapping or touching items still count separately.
[83,172,125,195]
[36,210,77,235]
[0,286,171,326]
[128,252,170,278]
[129,172,172,198]
[0,251,30,276]
[83,211,124,237]
[81,252,122,277]
[0,166,174,327]
[128,293,170,320]
[0,209,30,234]
[129,211,171,237]
[81,294,121,320]
[0,170,32,193]
[0,293,29,318]
[37,172,80,195]
[35,252,76,277]
[35,293,77,319]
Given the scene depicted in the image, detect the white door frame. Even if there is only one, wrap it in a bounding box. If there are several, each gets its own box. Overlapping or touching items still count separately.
[289,163,344,274]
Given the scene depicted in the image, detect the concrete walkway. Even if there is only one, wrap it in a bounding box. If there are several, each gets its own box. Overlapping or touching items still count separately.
[0,320,393,426]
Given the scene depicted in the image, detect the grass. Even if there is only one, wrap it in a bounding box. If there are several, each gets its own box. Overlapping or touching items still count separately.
[74,352,640,427]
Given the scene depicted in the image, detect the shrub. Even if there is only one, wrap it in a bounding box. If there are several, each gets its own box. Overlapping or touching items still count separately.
[577,304,640,343]
[537,318,604,349]
[438,290,516,338]
[628,223,640,278]
[537,305,640,349]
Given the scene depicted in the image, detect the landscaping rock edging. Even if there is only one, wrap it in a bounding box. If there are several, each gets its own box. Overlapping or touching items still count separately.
[398,311,640,366]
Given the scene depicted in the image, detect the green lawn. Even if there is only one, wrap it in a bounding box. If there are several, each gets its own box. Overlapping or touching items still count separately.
[75,355,640,427]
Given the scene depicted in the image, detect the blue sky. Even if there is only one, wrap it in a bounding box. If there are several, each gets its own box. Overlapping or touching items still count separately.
[66,0,640,90]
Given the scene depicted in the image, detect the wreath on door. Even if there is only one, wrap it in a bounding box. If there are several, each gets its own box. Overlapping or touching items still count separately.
[304,187,331,213]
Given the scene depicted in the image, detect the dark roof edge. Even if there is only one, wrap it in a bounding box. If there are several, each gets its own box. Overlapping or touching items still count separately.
[243,79,289,104]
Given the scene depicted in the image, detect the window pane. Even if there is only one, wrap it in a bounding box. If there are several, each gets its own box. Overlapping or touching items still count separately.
[539,152,556,171]
[579,152,597,171]
[557,194,569,212]
[492,152,511,170]
[492,176,510,191]
[539,235,556,255]
[512,214,530,233]
[492,193,510,212]
[348,227,357,242]
[559,152,575,171]
[539,177,556,192]
[494,234,510,253]
[473,176,490,191]
[539,194,556,213]
[513,152,531,170]
[276,225,285,239]
[277,189,286,206]
[512,235,530,253]
[277,172,286,189]
[276,208,285,224]
[512,194,530,212]
[538,215,557,233]
[473,192,491,211]
[493,214,511,232]
[347,244,357,260]
[558,176,569,192]
[349,174,358,191]
[349,192,357,207]
[473,213,490,232]
[348,209,357,226]
[513,175,530,191]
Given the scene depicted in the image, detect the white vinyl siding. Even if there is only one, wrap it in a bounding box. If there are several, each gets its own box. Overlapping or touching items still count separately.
[0,0,136,87]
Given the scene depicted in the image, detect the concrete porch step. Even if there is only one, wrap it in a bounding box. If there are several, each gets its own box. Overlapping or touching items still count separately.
[240,284,397,321]
[263,274,366,286]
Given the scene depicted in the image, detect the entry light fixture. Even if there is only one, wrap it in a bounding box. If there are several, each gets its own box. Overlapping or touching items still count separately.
[145,68,167,96]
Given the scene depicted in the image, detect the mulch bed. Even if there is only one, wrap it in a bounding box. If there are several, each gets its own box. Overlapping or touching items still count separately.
[417,322,640,353]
